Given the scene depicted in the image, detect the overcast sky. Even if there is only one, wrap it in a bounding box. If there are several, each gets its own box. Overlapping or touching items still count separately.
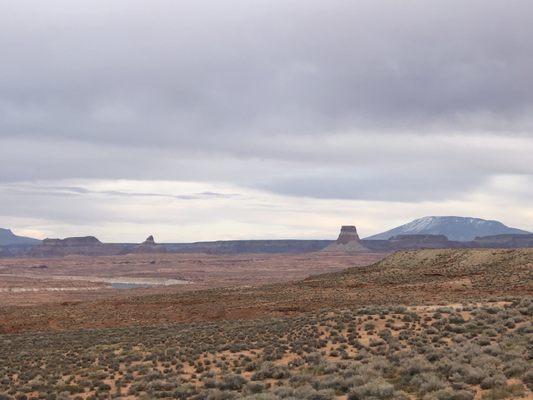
[1,0,532,242]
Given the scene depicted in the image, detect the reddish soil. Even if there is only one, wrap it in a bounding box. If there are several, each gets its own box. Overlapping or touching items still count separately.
[1,248,530,335]
[0,252,385,306]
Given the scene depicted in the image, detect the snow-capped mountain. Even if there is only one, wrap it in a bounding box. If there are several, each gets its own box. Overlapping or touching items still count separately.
[365,216,531,242]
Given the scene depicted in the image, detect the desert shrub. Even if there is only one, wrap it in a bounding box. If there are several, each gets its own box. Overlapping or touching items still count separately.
[481,384,524,400]
[291,385,334,400]
[241,394,278,400]
[398,356,434,385]
[245,382,266,394]
[206,388,237,400]
[128,382,147,395]
[479,373,506,390]
[449,315,465,324]
[411,373,446,394]
[204,378,217,389]
[318,375,355,392]
[347,378,395,400]
[522,370,533,391]
[251,363,290,381]
[437,307,454,314]
[429,388,474,400]
[502,359,527,378]
[218,374,247,390]
[56,384,83,394]
[460,366,485,385]
[364,322,376,331]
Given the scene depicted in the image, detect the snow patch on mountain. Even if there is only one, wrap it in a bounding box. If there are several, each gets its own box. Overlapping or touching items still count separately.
[365,216,531,242]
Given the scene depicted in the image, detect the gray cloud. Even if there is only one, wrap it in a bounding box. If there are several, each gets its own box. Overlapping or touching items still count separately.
[0,0,532,208]
[0,183,238,201]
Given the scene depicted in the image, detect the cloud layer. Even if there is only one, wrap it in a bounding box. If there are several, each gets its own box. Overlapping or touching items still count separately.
[0,0,532,239]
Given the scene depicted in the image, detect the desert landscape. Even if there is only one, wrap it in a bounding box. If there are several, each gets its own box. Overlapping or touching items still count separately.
[2,1,533,399]
[2,299,532,400]
[0,245,531,399]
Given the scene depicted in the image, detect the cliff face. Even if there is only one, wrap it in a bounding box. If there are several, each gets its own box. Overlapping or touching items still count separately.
[336,226,360,244]
[30,236,126,257]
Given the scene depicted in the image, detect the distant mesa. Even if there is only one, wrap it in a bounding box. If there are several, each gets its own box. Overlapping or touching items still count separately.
[42,236,102,247]
[324,225,370,253]
[472,233,533,248]
[30,236,125,257]
[387,234,455,249]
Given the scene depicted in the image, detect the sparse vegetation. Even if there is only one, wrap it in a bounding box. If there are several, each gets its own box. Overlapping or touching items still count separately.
[1,249,531,399]
[1,299,531,399]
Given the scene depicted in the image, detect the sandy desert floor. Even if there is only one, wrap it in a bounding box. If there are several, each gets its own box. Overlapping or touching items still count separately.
[0,249,531,400]
[0,252,385,306]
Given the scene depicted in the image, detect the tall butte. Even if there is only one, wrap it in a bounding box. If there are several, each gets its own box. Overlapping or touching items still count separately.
[336,225,360,244]
[323,225,369,252]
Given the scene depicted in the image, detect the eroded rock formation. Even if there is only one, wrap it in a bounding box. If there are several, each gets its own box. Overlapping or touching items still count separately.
[134,235,167,253]
[143,235,156,245]
[336,226,360,244]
